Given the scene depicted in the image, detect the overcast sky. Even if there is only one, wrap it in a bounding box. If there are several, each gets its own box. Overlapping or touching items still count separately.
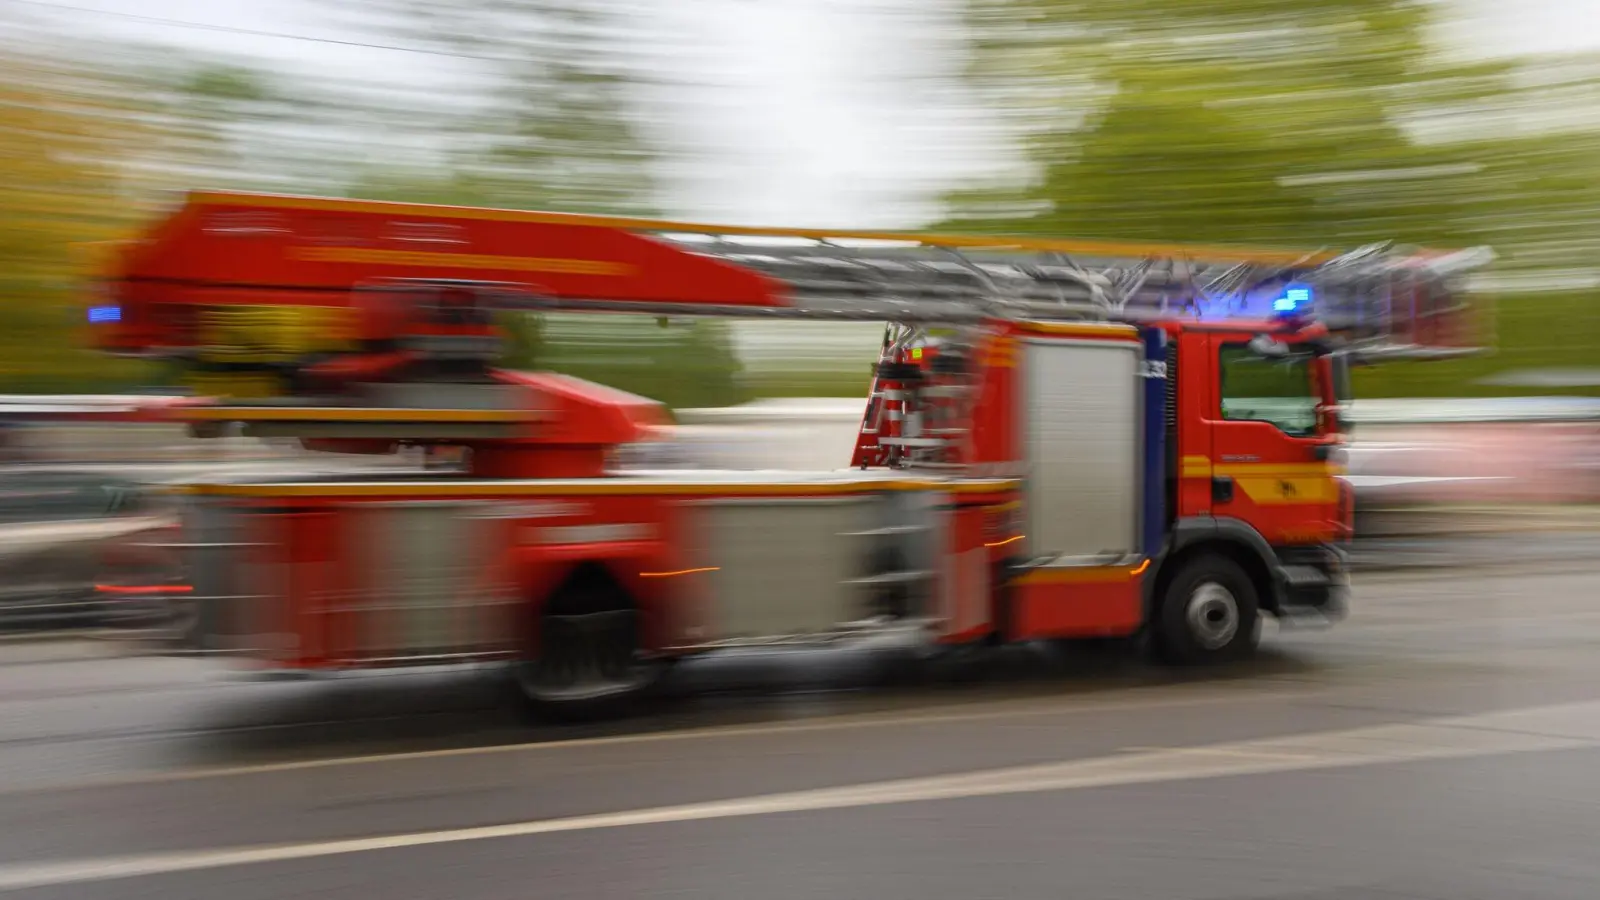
[13,0,1599,228]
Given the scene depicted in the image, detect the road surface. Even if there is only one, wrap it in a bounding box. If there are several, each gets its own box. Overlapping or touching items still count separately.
[1,559,1600,898]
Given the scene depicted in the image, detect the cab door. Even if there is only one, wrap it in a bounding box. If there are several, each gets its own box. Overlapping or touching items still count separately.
[1205,334,1339,545]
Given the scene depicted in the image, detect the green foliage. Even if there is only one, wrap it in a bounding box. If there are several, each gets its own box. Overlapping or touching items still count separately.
[0,46,163,392]
[945,0,1503,246]
[943,0,1600,398]
[352,0,663,216]
[1355,292,1600,398]
[517,314,749,409]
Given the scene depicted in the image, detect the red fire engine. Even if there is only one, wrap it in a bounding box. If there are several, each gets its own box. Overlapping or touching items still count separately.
[84,191,1488,719]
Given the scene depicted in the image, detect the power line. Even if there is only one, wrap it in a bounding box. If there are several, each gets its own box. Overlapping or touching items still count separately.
[2,0,498,60]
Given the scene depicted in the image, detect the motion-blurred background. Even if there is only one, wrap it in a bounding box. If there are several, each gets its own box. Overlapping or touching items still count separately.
[1,0,1599,629]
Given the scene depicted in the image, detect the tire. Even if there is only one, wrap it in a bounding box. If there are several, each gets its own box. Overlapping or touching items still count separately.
[1151,556,1260,665]
[509,611,675,724]
[508,563,673,723]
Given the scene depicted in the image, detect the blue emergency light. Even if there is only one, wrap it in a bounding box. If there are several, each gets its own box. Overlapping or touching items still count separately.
[87,305,121,324]
[1273,286,1311,313]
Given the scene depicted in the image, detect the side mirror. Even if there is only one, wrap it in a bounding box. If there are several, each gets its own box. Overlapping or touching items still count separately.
[1314,405,1354,438]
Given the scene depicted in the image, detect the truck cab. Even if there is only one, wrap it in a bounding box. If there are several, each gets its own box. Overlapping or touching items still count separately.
[1162,317,1351,638]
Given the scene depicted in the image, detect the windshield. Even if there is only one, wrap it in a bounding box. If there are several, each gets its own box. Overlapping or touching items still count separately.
[1218,342,1318,437]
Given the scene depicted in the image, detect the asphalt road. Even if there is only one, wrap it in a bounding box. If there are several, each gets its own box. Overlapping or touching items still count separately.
[4,559,1600,898]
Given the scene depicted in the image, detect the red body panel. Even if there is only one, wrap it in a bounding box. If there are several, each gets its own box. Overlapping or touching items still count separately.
[967,329,1021,471]
[206,484,1022,668]
[1011,568,1146,640]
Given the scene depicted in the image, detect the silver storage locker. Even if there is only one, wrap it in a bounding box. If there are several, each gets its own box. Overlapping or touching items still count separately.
[1023,337,1142,563]
[346,500,512,661]
[683,495,882,640]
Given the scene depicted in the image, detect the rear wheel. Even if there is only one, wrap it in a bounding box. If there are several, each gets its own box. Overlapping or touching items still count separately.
[1151,556,1260,665]
[509,562,672,723]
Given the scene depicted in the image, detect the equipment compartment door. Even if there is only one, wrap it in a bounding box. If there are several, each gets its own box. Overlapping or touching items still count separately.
[1022,336,1142,563]
[1206,335,1339,545]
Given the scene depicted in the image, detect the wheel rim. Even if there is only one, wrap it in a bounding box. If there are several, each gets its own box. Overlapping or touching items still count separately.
[1185,582,1239,650]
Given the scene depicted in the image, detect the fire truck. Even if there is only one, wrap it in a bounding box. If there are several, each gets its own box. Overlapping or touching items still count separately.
[84,191,1488,719]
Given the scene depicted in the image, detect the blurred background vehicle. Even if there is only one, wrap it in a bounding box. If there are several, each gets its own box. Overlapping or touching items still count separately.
[0,467,167,632]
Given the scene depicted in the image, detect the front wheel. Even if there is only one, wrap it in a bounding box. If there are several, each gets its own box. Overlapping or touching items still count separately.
[1151,556,1260,665]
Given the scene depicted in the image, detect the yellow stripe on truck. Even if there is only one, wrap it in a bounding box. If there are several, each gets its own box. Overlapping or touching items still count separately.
[1233,475,1340,505]
[1180,458,1344,504]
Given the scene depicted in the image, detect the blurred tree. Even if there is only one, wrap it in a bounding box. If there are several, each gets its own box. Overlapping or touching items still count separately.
[937,0,1600,398]
[0,28,373,392]
[1442,55,1600,273]
[941,0,1515,248]
[126,56,375,197]
[0,46,161,392]
[351,0,664,216]
[334,0,746,408]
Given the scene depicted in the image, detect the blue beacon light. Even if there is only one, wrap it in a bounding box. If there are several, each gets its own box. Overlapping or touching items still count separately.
[87,306,122,324]
[1273,287,1311,313]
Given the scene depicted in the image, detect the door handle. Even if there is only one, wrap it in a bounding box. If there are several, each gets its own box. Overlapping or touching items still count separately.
[1211,476,1234,503]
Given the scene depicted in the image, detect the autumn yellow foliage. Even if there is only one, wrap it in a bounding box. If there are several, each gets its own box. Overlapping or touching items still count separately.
[0,48,161,391]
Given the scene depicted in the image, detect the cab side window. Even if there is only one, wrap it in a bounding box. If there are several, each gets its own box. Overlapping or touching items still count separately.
[1218,343,1317,437]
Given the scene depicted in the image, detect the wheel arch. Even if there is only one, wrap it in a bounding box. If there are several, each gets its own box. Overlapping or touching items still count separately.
[512,556,674,723]
[523,558,643,654]
[1149,517,1281,617]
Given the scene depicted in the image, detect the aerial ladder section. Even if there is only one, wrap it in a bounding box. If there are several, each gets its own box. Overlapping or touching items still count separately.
[85,192,1487,372]
[81,191,1490,472]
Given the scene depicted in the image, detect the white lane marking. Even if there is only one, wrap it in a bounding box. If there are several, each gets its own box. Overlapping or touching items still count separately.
[1332,609,1600,634]
[0,683,1310,796]
[1120,745,1327,763]
[0,699,1596,893]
